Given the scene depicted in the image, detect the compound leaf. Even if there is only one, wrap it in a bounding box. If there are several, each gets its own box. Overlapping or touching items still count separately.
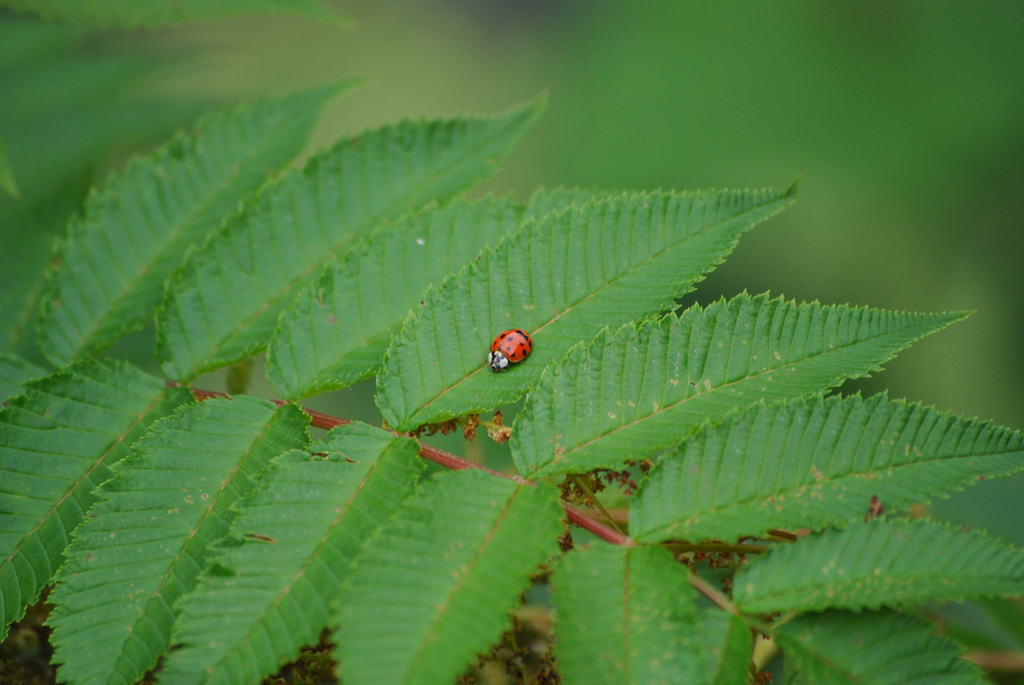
[0,360,189,640]
[778,610,986,685]
[631,394,1024,542]
[377,187,795,431]
[39,84,349,365]
[552,544,706,685]
[335,469,563,684]
[48,397,308,685]
[266,196,525,399]
[160,422,423,685]
[513,294,966,478]
[733,520,1024,614]
[158,98,544,381]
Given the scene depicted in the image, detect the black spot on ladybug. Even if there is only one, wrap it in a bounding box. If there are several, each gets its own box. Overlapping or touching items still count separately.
[489,328,533,371]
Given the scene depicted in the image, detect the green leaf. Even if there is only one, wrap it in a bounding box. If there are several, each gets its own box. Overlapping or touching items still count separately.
[0,360,189,640]
[695,609,753,685]
[266,196,525,399]
[377,187,796,431]
[335,469,563,684]
[552,544,706,685]
[48,396,308,685]
[733,520,1024,614]
[631,394,1024,542]
[513,294,967,479]
[160,422,423,685]
[0,0,351,28]
[158,97,545,381]
[39,84,350,365]
[0,354,45,401]
[778,610,986,685]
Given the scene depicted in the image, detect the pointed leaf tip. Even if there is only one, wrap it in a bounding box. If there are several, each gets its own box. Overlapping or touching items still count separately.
[785,176,800,198]
[631,393,1024,542]
[314,76,369,99]
[527,89,549,115]
[513,294,969,478]
[733,519,1024,614]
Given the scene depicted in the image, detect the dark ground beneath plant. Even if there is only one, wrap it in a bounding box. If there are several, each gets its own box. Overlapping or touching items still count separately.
[0,598,561,684]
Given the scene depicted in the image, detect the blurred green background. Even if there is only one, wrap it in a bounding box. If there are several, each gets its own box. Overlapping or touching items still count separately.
[2,2,1021,535]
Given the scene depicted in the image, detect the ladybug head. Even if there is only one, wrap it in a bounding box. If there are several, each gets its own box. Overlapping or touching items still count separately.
[488,350,510,372]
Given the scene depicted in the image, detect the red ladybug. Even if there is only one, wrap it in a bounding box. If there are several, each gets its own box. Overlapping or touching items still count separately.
[488,329,533,372]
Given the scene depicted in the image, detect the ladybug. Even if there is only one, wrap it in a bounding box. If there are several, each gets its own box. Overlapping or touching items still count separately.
[488,329,533,372]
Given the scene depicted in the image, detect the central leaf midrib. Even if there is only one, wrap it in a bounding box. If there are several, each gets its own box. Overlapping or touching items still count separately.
[643,445,1022,540]
[0,387,168,576]
[193,115,522,374]
[105,410,281,681]
[538,317,939,474]
[403,485,523,680]
[782,638,872,685]
[201,446,393,682]
[744,570,1006,609]
[410,193,784,422]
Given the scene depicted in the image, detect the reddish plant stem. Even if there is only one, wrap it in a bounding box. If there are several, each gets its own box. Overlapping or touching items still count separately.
[187,386,765,613]
[186,385,628,546]
[564,504,635,547]
[965,650,1024,672]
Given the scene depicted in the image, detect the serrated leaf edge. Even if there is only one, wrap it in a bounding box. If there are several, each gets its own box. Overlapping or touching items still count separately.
[522,292,969,477]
